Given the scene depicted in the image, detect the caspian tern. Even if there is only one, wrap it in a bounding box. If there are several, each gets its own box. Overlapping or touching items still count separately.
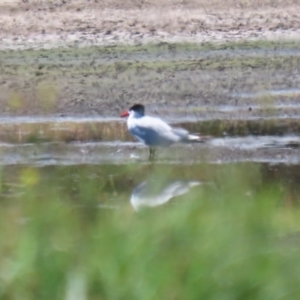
[120,104,202,160]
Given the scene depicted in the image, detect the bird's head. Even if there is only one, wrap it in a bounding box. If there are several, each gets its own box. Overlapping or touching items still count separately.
[120,104,145,118]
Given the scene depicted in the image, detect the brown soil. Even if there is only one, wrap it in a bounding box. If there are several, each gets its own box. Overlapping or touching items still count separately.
[1,0,300,50]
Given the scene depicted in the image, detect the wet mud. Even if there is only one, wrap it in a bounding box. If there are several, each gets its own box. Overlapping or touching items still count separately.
[1,43,300,119]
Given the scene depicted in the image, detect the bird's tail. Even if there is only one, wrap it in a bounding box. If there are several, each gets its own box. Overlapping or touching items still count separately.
[188,134,201,142]
[172,128,211,143]
[187,134,211,143]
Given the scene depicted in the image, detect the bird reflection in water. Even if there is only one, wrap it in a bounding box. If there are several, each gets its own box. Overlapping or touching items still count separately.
[130,179,201,211]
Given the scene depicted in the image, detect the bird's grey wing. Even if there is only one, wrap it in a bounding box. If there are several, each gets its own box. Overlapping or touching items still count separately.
[130,116,179,145]
[128,125,149,142]
[136,116,172,132]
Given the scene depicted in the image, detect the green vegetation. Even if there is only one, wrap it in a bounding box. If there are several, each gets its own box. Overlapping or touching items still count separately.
[0,162,300,299]
[2,48,300,75]
[0,118,299,144]
[1,39,300,60]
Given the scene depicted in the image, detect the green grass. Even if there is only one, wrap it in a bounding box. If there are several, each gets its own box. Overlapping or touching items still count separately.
[0,39,299,117]
[1,39,300,60]
[0,162,300,299]
[2,51,300,75]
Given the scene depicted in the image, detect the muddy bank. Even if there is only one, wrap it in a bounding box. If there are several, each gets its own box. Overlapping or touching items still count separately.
[1,42,300,118]
[0,1,300,119]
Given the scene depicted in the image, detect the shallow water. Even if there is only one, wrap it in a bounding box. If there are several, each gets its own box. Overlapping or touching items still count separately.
[0,119,300,207]
[0,135,299,166]
[1,160,300,208]
[0,113,299,214]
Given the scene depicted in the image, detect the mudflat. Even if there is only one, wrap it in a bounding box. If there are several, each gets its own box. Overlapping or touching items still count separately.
[0,0,300,117]
[1,0,300,49]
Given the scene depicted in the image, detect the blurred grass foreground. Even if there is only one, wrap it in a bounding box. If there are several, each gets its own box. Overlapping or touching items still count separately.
[0,162,300,299]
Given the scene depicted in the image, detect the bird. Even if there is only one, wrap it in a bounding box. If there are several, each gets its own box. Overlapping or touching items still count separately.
[120,104,202,160]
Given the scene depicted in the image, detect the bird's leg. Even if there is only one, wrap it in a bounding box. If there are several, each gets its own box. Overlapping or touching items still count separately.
[149,147,156,161]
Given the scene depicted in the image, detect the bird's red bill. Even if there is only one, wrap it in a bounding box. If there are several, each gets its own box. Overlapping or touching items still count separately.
[120,110,130,117]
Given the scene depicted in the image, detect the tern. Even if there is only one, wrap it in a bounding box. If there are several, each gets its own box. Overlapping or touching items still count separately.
[120,104,202,160]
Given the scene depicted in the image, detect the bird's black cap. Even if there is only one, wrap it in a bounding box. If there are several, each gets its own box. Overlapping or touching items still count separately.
[129,104,145,115]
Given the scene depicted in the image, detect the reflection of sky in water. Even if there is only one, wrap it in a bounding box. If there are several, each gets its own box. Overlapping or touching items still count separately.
[130,179,200,211]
